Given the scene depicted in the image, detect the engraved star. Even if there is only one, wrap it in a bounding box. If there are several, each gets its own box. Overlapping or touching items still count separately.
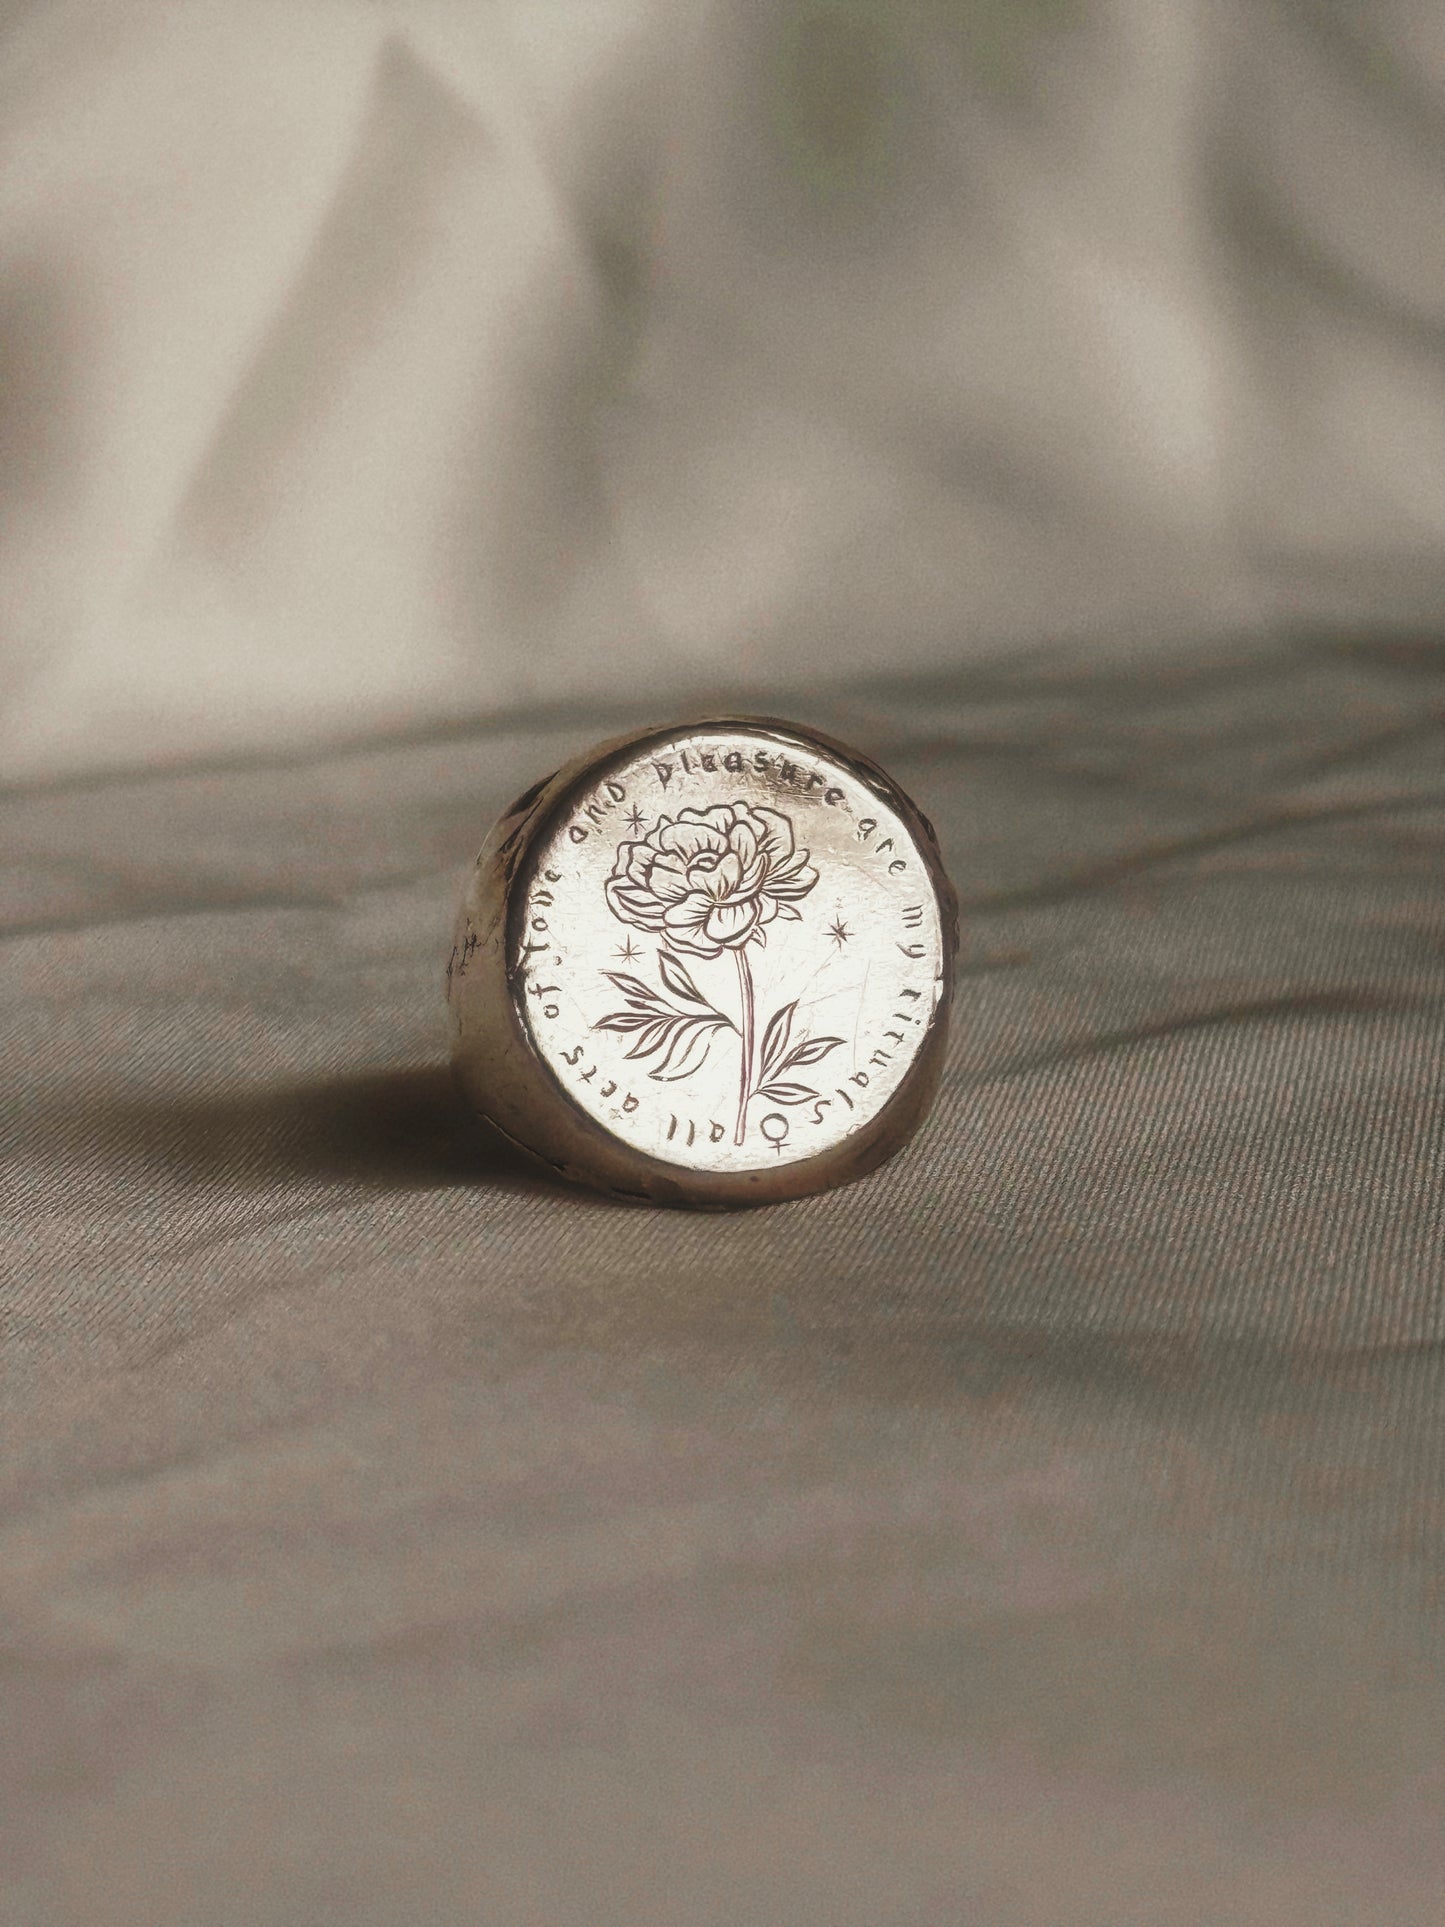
[614,936,642,964]
[827,917,853,949]
[623,805,648,836]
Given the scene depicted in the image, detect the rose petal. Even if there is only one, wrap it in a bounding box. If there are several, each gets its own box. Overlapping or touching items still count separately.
[606,880,667,927]
[750,807,795,865]
[663,892,712,930]
[694,804,739,833]
[646,854,693,903]
[625,843,658,884]
[726,823,759,873]
[657,816,729,862]
[766,843,812,881]
[765,863,818,901]
[698,851,743,901]
[666,927,722,957]
[705,899,758,947]
[661,887,723,955]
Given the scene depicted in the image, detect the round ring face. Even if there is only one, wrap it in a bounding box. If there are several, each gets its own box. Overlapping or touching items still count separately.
[510,724,947,1176]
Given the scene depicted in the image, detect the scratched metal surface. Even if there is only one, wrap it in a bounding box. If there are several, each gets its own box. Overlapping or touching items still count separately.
[449,721,950,1194]
[3,631,1445,1923]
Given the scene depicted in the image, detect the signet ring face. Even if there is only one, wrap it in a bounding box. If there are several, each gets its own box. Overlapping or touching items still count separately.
[448,718,957,1207]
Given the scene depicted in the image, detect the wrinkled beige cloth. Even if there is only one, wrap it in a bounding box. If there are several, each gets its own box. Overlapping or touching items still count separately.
[3,635,1444,1923]
[4,0,1445,778]
[5,4,1445,1919]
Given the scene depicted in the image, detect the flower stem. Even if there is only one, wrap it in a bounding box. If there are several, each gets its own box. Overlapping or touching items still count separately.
[733,944,756,1146]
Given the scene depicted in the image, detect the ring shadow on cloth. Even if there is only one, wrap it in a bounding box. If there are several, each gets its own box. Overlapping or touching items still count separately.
[65,1065,622,1209]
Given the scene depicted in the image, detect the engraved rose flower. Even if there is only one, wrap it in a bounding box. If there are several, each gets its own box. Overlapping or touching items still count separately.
[597,798,840,1147]
[604,802,819,958]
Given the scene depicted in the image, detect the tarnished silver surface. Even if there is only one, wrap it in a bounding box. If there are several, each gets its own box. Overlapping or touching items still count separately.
[449,718,957,1206]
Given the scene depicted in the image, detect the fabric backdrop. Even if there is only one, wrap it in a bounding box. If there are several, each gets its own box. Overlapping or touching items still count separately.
[4,635,1444,1922]
[4,4,1445,1922]
[3,0,1445,777]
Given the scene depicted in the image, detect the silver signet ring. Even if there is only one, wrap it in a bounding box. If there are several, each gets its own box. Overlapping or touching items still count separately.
[448,718,957,1207]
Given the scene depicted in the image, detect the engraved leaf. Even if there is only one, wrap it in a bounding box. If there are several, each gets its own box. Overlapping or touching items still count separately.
[778,1034,844,1071]
[602,970,667,1011]
[756,1081,818,1105]
[657,951,710,1008]
[650,1016,722,1082]
[594,1009,664,1033]
[622,1019,675,1061]
[760,1000,796,1078]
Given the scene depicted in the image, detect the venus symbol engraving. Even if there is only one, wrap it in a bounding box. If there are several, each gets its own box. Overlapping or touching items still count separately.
[594,802,845,1144]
